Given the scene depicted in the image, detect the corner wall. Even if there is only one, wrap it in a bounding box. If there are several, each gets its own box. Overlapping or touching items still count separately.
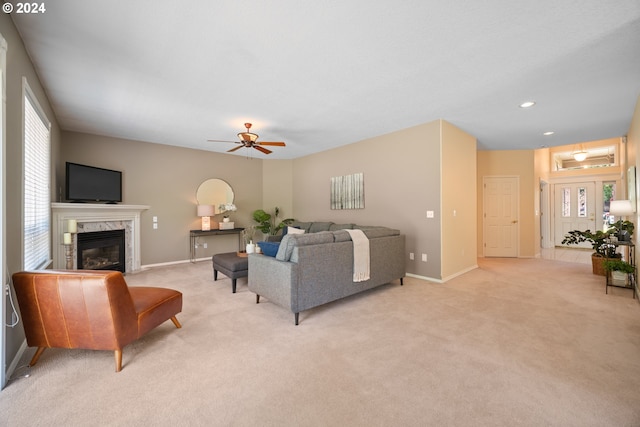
[290,119,477,280]
[441,121,477,279]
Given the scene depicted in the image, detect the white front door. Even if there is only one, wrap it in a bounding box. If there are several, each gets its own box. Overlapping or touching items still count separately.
[554,182,597,247]
[483,176,519,257]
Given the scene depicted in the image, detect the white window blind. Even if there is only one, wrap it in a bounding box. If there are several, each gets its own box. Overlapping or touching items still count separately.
[23,85,51,270]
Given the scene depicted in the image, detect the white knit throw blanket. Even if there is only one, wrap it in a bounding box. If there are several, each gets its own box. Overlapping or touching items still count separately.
[345,229,370,282]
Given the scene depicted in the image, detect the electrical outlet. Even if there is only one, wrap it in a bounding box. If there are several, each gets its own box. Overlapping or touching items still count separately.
[426,210,434,218]
[153,223,158,229]
[422,254,427,262]
[203,243,208,249]
[5,284,9,296]
[409,252,414,260]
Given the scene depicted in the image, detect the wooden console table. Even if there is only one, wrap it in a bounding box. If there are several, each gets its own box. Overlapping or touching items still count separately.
[189,228,244,262]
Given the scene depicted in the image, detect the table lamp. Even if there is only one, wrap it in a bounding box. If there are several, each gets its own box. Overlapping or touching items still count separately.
[197,204,215,231]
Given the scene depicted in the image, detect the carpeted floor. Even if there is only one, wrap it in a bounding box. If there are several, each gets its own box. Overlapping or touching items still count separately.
[1,257,639,426]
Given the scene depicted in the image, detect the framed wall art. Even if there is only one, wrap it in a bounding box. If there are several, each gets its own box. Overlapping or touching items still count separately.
[330,173,364,210]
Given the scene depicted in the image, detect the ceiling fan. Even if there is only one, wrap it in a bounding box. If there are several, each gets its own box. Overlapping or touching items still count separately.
[207,123,286,155]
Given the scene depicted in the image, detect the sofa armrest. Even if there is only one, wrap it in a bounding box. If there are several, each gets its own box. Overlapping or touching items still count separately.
[248,254,298,310]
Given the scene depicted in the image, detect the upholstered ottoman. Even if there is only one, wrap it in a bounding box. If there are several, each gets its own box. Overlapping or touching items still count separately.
[212,252,248,293]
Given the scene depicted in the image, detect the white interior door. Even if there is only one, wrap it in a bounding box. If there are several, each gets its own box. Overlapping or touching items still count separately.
[483,176,519,257]
[554,182,596,247]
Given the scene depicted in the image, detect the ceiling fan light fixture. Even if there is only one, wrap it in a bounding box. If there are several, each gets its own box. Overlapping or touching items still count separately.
[238,131,259,143]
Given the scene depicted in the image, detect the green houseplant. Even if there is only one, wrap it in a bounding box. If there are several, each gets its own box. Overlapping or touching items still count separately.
[561,227,623,276]
[603,258,635,286]
[603,258,635,274]
[252,207,294,236]
[561,229,618,258]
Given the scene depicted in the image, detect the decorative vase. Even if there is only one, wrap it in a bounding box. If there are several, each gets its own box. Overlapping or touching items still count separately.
[246,242,255,254]
[223,217,230,223]
[611,270,628,285]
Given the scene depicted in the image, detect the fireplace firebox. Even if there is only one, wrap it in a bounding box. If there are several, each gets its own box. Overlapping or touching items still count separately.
[77,229,126,273]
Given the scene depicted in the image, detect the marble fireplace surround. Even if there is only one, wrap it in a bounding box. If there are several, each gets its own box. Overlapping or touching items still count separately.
[52,203,150,273]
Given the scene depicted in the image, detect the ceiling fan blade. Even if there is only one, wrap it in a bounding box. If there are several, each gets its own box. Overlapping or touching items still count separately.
[257,141,286,146]
[207,139,237,143]
[227,145,244,153]
[254,145,272,154]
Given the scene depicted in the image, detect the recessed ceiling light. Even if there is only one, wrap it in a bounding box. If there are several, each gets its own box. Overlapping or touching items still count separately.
[543,131,554,136]
[519,101,536,108]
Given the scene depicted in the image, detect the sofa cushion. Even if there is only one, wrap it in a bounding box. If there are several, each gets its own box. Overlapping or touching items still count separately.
[333,227,399,242]
[276,231,334,261]
[332,230,352,242]
[309,222,333,233]
[257,241,280,257]
[362,227,400,238]
[329,223,354,231]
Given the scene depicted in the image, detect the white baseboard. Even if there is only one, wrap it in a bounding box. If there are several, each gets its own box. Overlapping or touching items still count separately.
[140,258,200,270]
[405,273,442,283]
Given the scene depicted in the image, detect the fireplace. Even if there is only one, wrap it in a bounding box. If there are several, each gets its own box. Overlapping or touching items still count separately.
[77,230,126,273]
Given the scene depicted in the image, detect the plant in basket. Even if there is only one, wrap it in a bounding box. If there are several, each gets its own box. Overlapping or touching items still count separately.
[561,228,621,276]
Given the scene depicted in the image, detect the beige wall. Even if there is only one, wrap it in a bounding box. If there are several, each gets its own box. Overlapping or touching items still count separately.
[477,150,537,258]
[62,132,264,265]
[441,121,477,279]
[291,120,442,278]
[262,159,294,222]
[2,14,62,384]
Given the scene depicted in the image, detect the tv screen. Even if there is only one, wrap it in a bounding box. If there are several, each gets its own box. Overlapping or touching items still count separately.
[66,162,122,203]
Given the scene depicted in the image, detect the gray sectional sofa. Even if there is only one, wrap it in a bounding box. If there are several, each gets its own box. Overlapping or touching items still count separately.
[248,221,406,325]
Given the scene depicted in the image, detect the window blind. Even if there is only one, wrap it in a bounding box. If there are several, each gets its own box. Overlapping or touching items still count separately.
[23,87,51,270]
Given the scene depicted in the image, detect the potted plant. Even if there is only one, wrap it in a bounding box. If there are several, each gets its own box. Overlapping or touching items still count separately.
[609,219,635,241]
[561,228,621,276]
[603,258,635,285]
[252,207,294,238]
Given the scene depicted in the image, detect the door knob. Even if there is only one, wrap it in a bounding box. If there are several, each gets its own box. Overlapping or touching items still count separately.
[512,220,518,224]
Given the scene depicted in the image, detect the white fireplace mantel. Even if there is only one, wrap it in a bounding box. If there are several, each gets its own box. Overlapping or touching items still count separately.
[52,203,150,273]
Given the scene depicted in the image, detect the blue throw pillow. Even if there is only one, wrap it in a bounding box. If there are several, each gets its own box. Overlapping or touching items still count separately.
[257,241,280,257]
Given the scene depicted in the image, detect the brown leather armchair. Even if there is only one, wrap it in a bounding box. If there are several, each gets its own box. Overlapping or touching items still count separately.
[12,269,183,372]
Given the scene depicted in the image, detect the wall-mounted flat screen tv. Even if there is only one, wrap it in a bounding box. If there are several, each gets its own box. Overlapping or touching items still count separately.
[66,162,122,203]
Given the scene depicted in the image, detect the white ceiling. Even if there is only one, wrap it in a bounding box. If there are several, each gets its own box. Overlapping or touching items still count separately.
[11,0,640,159]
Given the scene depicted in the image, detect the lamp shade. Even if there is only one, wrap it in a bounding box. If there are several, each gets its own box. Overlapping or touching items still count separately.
[197,204,215,217]
[609,200,634,217]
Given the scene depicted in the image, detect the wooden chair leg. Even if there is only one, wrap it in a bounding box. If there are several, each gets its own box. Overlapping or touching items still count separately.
[170,316,182,328]
[115,350,122,372]
[29,347,46,367]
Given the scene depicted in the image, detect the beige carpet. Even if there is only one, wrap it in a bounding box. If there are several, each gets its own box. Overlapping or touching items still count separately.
[1,257,639,426]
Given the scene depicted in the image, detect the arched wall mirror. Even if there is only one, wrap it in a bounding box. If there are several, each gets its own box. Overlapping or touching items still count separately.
[196,178,234,214]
